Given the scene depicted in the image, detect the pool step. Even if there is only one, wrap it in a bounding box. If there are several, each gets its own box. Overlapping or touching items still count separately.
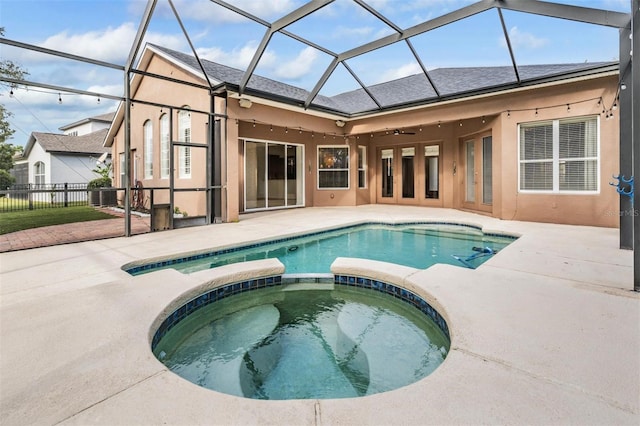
[281,273,334,284]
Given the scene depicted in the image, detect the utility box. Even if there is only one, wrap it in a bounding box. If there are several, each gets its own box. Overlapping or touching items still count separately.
[151,204,171,232]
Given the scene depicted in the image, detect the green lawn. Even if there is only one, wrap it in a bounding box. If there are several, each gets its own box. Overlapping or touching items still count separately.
[0,205,118,235]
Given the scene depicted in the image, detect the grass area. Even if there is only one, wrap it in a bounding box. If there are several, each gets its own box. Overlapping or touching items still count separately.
[0,205,118,235]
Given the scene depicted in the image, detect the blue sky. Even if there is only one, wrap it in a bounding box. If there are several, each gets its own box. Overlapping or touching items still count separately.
[0,0,629,147]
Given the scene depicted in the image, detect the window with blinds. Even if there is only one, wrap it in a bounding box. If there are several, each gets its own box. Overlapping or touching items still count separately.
[178,108,191,178]
[519,116,598,193]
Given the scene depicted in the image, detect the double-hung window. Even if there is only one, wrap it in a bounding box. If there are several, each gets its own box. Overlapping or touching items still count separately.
[318,146,349,189]
[519,116,598,193]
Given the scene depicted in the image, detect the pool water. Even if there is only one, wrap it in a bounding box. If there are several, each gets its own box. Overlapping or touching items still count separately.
[134,223,514,275]
[153,284,450,400]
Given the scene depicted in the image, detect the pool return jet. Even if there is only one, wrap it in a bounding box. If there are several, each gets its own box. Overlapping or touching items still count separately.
[452,247,498,269]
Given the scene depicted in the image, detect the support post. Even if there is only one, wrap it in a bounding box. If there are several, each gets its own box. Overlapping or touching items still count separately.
[633,0,639,291]
[619,24,632,250]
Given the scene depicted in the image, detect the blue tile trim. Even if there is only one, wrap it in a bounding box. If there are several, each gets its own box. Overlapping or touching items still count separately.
[151,275,282,351]
[334,274,450,339]
[151,274,450,352]
[126,222,517,275]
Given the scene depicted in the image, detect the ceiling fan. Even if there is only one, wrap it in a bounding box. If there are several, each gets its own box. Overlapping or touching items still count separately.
[393,129,416,135]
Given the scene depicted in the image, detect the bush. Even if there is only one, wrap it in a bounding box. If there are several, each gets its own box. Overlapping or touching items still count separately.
[87,177,112,189]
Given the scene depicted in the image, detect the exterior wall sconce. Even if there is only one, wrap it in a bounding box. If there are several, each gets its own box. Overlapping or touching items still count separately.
[238,98,252,109]
[335,120,346,127]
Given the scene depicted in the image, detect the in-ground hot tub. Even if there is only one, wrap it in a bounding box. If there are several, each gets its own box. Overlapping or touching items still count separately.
[151,274,450,400]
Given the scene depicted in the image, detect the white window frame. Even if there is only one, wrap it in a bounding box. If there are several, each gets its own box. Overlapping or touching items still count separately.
[34,161,45,186]
[160,114,170,179]
[317,145,350,190]
[358,145,367,189]
[518,115,599,194]
[178,108,191,179]
[143,120,153,179]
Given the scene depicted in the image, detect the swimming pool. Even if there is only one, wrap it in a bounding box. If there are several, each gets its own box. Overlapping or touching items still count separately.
[152,279,450,400]
[127,222,516,275]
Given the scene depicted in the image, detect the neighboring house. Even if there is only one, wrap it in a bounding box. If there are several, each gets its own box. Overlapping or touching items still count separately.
[13,113,113,201]
[106,44,619,228]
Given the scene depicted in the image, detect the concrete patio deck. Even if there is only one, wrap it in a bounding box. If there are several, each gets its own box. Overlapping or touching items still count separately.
[0,205,638,425]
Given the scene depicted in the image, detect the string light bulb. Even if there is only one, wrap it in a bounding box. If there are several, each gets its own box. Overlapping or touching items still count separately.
[566,104,570,112]
[58,93,62,104]
[285,127,288,133]
[535,108,538,117]
[97,96,101,104]
[507,110,510,118]
[481,116,485,124]
[9,88,14,97]
[612,99,618,110]
[253,119,256,128]
[270,124,273,132]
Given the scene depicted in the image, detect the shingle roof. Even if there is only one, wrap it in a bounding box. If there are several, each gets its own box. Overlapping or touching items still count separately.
[150,44,617,116]
[31,129,109,155]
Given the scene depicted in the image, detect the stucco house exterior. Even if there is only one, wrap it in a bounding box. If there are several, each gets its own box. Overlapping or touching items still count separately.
[106,44,620,228]
[12,113,113,201]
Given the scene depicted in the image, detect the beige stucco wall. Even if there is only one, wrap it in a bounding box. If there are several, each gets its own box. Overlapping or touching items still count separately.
[109,50,619,228]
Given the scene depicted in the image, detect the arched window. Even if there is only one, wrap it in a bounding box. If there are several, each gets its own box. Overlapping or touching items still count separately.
[160,114,169,179]
[178,107,191,178]
[144,120,153,179]
[34,161,45,186]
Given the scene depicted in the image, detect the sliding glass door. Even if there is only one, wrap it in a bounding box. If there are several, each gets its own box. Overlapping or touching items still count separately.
[245,140,303,211]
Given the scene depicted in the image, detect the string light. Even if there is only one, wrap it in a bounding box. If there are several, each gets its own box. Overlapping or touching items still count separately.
[507,110,510,118]
[58,93,63,104]
[437,121,441,128]
[270,124,273,132]
[535,108,538,117]
[9,88,14,98]
[566,104,570,112]
[299,127,302,134]
[253,119,256,128]
[285,127,288,133]
[459,121,463,127]
[481,116,485,124]
[97,96,101,104]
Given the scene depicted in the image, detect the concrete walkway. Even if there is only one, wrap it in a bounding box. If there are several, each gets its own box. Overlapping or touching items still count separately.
[0,206,637,425]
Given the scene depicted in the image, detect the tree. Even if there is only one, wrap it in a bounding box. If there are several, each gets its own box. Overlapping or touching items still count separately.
[0,27,29,190]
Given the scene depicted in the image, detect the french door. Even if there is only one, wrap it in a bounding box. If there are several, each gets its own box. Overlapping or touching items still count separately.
[244,140,304,211]
[461,135,492,212]
[377,146,418,204]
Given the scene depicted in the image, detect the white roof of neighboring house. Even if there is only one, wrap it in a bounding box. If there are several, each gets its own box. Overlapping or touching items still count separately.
[58,112,115,132]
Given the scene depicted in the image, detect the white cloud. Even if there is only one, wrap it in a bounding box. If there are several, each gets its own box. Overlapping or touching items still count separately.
[503,26,549,50]
[197,41,276,70]
[332,26,374,39]
[377,62,422,83]
[30,23,184,64]
[165,0,300,23]
[273,46,318,80]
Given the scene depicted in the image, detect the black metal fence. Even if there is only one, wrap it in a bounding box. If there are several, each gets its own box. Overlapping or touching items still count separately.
[0,183,90,212]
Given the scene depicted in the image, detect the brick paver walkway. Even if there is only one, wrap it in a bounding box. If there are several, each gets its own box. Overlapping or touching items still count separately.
[0,209,150,253]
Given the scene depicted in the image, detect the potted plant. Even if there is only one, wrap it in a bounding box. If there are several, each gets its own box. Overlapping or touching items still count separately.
[88,162,116,206]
